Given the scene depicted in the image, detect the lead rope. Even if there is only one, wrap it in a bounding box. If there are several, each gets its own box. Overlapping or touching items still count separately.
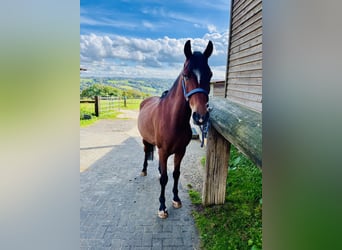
[199,119,210,148]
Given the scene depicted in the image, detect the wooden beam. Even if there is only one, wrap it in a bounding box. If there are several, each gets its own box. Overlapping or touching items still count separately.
[80,100,95,103]
[208,96,262,168]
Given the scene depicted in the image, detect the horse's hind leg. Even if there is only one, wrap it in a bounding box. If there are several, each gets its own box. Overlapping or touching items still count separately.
[141,140,153,176]
[172,149,186,209]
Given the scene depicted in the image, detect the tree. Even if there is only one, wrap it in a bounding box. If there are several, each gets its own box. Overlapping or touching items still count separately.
[80,84,121,98]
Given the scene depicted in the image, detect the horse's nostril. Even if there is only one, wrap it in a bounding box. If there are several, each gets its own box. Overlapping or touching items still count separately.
[192,113,199,124]
[192,112,208,125]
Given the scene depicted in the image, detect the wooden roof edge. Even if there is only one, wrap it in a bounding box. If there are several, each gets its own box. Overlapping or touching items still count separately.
[210,80,225,84]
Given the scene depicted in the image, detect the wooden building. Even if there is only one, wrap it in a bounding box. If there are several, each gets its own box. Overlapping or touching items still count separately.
[203,0,262,205]
[224,0,262,112]
[210,80,225,98]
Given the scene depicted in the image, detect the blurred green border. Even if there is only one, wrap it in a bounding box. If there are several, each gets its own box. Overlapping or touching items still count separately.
[0,2,80,249]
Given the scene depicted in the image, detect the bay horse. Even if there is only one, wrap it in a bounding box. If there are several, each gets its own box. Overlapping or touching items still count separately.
[137,40,213,218]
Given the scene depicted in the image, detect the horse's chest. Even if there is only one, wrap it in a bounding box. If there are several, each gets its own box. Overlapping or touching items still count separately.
[170,125,192,148]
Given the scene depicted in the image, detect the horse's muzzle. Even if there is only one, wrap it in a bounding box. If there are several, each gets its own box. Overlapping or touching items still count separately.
[192,112,209,125]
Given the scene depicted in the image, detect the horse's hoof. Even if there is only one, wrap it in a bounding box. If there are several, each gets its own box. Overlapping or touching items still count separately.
[172,200,182,209]
[158,209,168,219]
[140,171,147,176]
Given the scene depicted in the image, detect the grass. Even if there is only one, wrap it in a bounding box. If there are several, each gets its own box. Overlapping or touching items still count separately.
[80,98,142,127]
[189,146,262,250]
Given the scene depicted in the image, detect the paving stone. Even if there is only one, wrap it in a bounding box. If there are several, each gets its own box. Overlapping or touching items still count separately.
[80,118,200,249]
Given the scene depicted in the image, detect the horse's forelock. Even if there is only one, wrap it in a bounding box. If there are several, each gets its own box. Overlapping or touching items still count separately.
[186,52,211,87]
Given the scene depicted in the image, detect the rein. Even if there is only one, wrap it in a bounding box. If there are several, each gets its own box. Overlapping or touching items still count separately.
[199,120,210,147]
[181,74,210,147]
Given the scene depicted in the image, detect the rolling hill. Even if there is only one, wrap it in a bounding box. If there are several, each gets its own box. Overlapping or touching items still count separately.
[80,77,174,97]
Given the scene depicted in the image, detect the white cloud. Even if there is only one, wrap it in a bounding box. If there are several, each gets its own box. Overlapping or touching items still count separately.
[208,24,217,33]
[80,32,228,80]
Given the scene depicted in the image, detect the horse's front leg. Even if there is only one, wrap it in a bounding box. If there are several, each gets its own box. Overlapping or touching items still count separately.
[158,150,169,219]
[172,149,185,209]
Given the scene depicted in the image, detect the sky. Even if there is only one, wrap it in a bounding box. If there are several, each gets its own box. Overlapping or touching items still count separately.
[80,0,231,80]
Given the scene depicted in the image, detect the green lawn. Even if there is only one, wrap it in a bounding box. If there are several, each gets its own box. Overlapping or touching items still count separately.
[189,146,262,250]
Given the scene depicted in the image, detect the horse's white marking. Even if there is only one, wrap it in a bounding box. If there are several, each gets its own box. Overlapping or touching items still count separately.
[193,69,201,85]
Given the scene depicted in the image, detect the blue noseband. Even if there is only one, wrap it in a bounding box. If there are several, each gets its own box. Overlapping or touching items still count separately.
[181,75,209,101]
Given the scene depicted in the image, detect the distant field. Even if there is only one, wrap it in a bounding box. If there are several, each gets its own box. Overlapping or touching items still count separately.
[107,79,129,85]
[119,85,134,90]
[140,86,156,93]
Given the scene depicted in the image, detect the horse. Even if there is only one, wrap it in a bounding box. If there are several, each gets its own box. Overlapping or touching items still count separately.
[137,40,213,218]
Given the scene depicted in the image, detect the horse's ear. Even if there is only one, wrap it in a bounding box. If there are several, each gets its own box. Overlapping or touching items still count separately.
[184,40,192,59]
[203,41,213,58]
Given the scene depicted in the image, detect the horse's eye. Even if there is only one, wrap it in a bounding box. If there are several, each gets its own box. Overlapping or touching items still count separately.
[183,71,192,80]
[183,74,190,80]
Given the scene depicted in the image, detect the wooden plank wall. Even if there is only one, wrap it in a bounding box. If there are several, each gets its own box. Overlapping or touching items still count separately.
[211,81,225,98]
[225,0,262,112]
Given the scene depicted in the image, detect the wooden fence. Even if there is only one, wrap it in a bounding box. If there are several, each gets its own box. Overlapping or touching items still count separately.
[80,96,100,117]
[80,96,142,117]
[80,96,122,117]
[202,96,262,205]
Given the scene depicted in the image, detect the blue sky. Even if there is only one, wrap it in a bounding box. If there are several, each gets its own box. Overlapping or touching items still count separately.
[80,0,231,80]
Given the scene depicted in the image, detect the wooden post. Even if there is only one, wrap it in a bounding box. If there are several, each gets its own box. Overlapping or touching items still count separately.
[94,96,100,117]
[202,97,261,206]
[202,124,231,206]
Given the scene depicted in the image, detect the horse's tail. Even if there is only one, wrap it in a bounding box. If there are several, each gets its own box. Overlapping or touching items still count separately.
[144,140,155,161]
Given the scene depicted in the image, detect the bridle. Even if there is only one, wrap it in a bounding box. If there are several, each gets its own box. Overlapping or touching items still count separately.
[181,72,211,147]
[181,73,209,102]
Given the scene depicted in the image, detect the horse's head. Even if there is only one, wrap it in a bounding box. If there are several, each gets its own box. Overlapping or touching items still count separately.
[182,40,213,125]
